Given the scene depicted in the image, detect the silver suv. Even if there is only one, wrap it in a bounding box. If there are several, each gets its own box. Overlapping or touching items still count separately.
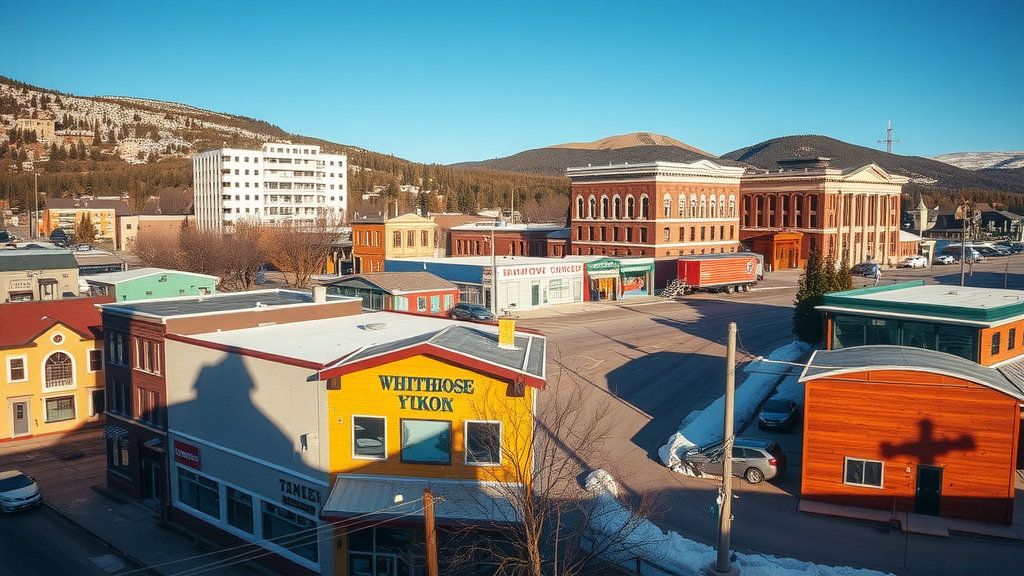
[685,438,787,484]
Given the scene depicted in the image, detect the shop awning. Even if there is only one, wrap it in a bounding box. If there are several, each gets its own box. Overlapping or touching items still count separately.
[103,425,129,440]
[321,475,523,526]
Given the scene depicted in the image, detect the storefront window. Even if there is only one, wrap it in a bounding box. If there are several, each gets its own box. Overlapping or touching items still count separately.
[353,416,386,459]
[44,396,75,422]
[349,527,422,576]
[401,420,451,464]
[465,421,501,465]
[109,438,130,476]
[548,279,569,300]
[227,487,254,534]
[178,468,220,519]
[262,501,318,562]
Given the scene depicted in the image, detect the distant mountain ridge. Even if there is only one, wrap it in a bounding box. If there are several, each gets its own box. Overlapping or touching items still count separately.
[930,151,1024,171]
[720,135,1024,194]
[450,132,746,176]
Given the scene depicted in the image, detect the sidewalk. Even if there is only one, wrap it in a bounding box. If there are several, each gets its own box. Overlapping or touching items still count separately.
[0,427,267,576]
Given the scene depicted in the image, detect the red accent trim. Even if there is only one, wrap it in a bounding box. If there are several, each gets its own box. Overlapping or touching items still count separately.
[319,343,546,390]
[164,333,324,370]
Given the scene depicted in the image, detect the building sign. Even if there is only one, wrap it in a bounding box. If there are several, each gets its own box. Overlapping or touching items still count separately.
[279,478,322,515]
[378,375,476,413]
[497,263,583,281]
[8,279,32,291]
[173,440,201,470]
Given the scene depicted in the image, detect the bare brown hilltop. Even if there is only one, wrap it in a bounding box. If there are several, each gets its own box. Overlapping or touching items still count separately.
[546,132,712,156]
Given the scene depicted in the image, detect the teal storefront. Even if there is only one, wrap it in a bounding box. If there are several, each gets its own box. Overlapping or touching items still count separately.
[585,258,654,301]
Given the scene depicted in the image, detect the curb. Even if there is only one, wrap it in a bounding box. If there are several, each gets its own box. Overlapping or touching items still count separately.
[43,499,159,576]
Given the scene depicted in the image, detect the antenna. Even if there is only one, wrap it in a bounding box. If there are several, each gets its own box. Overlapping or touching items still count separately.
[877,120,899,154]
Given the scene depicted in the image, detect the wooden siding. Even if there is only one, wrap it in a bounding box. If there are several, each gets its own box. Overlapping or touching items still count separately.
[978,319,1024,365]
[802,369,1020,524]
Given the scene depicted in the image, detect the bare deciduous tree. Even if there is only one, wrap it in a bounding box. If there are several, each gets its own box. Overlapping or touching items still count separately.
[445,355,663,576]
[260,214,344,288]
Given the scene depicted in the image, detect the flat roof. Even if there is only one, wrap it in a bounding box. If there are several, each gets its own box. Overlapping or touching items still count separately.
[98,289,353,320]
[175,311,546,385]
[819,281,1024,325]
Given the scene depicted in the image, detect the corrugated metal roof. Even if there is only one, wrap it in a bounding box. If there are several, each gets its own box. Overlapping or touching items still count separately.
[820,282,1024,324]
[82,267,218,284]
[321,474,522,525]
[324,272,456,294]
[800,345,1024,400]
[99,289,349,319]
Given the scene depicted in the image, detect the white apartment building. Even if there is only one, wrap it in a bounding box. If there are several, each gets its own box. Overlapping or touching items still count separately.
[193,143,347,233]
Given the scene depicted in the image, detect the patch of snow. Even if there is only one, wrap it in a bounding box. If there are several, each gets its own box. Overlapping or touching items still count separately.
[585,469,894,576]
[659,341,811,473]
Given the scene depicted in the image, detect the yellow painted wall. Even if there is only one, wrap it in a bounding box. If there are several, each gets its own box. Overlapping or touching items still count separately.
[327,355,535,485]
[1,324,104,439]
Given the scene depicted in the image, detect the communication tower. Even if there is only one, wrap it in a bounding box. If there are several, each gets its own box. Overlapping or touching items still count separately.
[877,120,899,154]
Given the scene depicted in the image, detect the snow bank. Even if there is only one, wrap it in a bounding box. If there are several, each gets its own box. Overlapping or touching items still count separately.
[658,341,811,473]
[584,470,893,576]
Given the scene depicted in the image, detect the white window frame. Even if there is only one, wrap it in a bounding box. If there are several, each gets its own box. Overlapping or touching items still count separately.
[43,394,77,423]
[351,415,387,460]
[88,349,104,373]
[843,457,884,488]
[464,420,502,466]
[6,355,28,383]
[42,351,76,391]
[133,338,162,375]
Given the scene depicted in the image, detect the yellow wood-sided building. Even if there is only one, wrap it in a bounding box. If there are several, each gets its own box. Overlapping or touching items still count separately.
[163,308,545,576]
[0,297,111,440]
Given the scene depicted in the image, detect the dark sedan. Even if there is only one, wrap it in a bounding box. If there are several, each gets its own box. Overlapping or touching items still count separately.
[449,303,496,323]
[757,398,800,431]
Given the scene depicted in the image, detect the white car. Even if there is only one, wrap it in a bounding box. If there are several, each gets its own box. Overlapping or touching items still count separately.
[0,470,42,512]
[898,255,928,268]
[934,254,957,265]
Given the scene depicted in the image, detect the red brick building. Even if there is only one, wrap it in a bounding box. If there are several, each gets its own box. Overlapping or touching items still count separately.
[739,158,907,270]
[448,222,568,258]
[567,161,745,260]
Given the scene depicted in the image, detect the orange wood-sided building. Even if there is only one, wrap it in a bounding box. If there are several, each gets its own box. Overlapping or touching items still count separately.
[800,346,1022,525]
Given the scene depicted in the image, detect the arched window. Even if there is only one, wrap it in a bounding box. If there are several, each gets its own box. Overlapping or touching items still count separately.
[45,352,74,389]
[640,195,650,219]
[576,196,585,220]
[588,196,597,219]
[613,196,622,219]
[690,195,698,218]
[601,196,610,219]
[626,195,635,219]
[699,195,707,218]
[663,194,672,218]
[678,195,686,218]
[710,197,717,219]
[729,195,736,219]
[719,196,726,220]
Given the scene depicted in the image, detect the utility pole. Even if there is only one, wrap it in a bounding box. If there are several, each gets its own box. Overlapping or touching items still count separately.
[959,200,969,287]
[424,488,438,576]
[33,173,39,239]
[710,322,739,576]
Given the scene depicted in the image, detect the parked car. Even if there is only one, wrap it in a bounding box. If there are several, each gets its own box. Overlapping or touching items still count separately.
[757,398,800,431]
[49,228,69,247]
[994,241,1022,254]
[0,470,42,512]
[897,255,928,268]
[850,262,881,277]
[449,302,496,323]
[934,254,957,265]
[685,438,787,484]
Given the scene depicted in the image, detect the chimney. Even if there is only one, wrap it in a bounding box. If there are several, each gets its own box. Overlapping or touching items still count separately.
[313,286,327,303]
[498,317,517,350]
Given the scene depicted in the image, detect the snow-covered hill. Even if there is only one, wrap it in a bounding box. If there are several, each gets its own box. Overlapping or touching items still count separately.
[930,151,1024,170]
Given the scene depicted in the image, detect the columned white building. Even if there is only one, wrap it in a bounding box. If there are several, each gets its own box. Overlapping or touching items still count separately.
[193,143,347,233]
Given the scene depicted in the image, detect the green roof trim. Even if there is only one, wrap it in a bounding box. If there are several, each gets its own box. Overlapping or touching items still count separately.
[821,281,1024,324]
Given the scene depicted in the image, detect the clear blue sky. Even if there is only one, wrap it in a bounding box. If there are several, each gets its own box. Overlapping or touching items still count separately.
[2,0,1021,165]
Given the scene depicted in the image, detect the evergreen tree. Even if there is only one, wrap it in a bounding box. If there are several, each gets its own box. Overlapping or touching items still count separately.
[72,212,97,244]
[792,250,851,343]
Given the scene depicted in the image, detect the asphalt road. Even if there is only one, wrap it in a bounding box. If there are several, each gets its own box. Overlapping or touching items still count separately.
[517,260,1024,576]
[0,504,137,576]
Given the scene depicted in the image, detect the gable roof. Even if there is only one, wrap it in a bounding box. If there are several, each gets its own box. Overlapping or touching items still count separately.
[325,272,456,295]
[0,296,113,348]
[82,267,219,285]
[799,345,1024,401]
